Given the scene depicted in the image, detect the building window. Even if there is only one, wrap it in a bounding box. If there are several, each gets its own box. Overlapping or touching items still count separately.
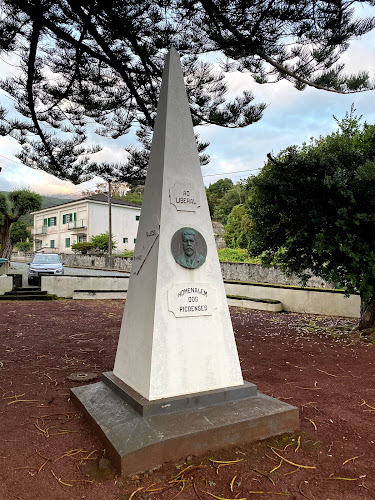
[43,218,47,227]
[50,240,55,248]
[134,238,136,243]
[136,215,140,221]
[48,217,57,226]
[65,238,71,248]
[63,213,75,224]
[78,235,86,243]
[123,237,128,243]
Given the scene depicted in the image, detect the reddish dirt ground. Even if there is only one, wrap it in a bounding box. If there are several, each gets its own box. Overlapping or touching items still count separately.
[1,300,374,500]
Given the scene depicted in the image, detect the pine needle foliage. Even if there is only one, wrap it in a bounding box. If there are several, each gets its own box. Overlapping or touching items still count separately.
[0,0,374,184]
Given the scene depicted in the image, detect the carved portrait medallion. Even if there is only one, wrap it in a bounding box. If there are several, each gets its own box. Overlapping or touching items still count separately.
[171,227,207,269]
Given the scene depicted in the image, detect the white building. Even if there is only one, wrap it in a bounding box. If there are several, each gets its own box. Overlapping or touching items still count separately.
[31,194,141,254]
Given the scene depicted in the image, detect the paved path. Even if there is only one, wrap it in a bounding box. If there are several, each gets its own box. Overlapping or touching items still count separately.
[9,261,129,287]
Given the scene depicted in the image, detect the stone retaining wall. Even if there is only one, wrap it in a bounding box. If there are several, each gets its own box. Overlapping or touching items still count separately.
[220,262,332,288]
[60,253,133,273]
[12,251,331,288]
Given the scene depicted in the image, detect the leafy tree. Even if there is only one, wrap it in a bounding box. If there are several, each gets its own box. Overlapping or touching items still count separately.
[81,182,130,198]
[0,1,373,184]
[213,182,249,224]
[90,232,117,253]
[82,181,143,204]
[124,184,144,205]
[0,189,42,259]
[122,190,143,205]
[224,204,251,248]
[206,178,234,217]
[248,108,375,330]
[10,220,31,244]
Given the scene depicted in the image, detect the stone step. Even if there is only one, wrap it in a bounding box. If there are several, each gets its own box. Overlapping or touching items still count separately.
[226,294,283,312]
[0,293,56,301]
[15,286,40,291]
[7,289,47,295]
[73,289,127,300]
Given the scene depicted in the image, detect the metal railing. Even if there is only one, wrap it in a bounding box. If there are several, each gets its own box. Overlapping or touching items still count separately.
[32,226,48,235]
[68,219,87,230]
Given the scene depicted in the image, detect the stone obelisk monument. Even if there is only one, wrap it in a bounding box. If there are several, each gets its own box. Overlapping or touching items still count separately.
[71,47,298,475]
[113,47,243,400]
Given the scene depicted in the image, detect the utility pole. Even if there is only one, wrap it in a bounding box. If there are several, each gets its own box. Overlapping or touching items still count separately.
[108,180,112,257]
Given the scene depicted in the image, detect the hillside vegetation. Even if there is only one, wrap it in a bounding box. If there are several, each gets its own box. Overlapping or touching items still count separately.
[0,191,73,226]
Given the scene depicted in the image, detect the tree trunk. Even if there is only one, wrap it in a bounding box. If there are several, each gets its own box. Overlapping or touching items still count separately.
[358,296,375,331]
[0,215,14,260]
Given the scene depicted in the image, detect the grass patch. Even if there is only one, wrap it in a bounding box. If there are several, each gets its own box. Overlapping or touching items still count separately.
[218,248,261,264]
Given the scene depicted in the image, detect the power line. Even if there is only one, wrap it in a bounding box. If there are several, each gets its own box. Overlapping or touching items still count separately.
[0,152,24,165]
[202,167,260,178]
[0,150,260,198]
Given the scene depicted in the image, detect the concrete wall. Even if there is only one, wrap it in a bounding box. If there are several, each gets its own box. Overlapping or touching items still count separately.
[11,251,34,263]
[224,281,360,318]
[40,273,360,318]
[42,275,129,298]
[0,275,13,294]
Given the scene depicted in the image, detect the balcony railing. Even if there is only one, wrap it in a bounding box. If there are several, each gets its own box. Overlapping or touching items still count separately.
[68,219,87,230]
[32,225,48,235]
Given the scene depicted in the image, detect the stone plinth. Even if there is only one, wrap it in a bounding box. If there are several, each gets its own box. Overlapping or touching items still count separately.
[71,380,298,476]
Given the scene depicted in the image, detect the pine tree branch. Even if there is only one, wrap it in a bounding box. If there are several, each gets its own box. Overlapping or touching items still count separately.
[11,0,113,67]
[255,51,370,94]
[65,0,155,126]
[199,0,372,94]
[26,18,60,171]
[43,31,86,114]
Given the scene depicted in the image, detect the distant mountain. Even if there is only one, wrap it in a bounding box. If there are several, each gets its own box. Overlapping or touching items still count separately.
[0,191,74,226]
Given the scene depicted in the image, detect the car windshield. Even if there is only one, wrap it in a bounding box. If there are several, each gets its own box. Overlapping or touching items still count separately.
[32,254,61,264]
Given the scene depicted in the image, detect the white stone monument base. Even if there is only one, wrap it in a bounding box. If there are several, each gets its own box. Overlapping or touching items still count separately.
[71,377,299,476]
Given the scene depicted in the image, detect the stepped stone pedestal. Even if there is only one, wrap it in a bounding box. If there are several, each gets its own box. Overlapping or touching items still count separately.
[71,374,298,475]
[71,47,299,475]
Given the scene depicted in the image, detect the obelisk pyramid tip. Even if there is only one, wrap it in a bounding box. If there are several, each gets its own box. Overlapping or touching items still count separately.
[167,46,181,64]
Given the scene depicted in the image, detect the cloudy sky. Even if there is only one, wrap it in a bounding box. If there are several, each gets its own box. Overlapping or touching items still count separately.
[1,16,375,198]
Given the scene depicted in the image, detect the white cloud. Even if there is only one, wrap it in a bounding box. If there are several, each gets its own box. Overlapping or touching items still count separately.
[90,145,130,164]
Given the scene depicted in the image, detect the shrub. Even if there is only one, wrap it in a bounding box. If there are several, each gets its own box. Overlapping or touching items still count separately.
[71,242,95,254]
[14,241,33,251]
[90,232,117,252]
[122,249,134,257]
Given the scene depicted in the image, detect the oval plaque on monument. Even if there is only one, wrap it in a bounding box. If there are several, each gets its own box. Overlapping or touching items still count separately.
[171,227,207,269]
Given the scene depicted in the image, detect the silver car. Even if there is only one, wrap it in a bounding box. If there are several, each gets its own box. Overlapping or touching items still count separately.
[28,253,64,285]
